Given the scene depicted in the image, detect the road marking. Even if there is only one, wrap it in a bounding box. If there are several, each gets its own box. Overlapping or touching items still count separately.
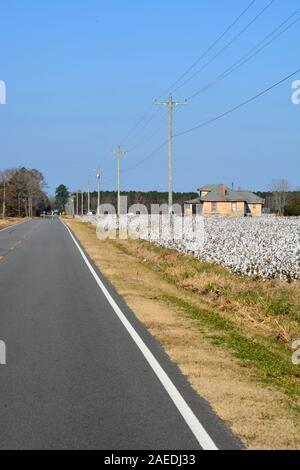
[63,221,218,450]
[0,340,6,365]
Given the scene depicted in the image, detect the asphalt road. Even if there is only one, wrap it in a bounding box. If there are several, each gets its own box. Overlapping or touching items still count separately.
[0,218,242,450]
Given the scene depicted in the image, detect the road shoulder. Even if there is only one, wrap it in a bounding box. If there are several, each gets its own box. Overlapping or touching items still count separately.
[0,217,30,232]
[65,219,300,450]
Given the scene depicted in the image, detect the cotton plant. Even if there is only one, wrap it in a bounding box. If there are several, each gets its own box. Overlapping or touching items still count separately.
[83,214,300,282]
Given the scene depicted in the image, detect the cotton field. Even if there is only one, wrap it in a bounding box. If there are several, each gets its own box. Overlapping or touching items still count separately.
[79,215,300,281]
[195,217,300,281]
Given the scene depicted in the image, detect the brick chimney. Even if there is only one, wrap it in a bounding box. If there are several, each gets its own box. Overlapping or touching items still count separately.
[221,184,226,197]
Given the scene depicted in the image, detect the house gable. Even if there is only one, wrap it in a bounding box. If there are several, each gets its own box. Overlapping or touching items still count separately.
[185,184,264,217]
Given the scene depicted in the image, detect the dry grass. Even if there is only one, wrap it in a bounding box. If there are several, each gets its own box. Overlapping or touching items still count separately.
[0,217,27,231]
[66,220,300,450]
[117,239,300,345]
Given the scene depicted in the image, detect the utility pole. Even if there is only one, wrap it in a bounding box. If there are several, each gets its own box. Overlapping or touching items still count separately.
[81,189,84,216]
[87,180,91,214]
[2,177,6,218]
[112,146,127,217]
[76,191,79,216]
[155,95,187,212]
[96,168,101,216]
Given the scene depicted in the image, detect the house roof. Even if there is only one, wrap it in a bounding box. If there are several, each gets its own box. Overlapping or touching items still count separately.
[233,190,265,204]
[185,197,202,204]
[187,184,264,204]
[198,184,219,192]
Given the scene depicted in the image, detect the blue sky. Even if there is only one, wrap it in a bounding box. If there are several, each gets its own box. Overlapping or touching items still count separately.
[0,0,299,194]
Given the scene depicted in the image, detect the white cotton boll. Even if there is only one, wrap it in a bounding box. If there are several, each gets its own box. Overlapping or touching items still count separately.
[81,215,300,282]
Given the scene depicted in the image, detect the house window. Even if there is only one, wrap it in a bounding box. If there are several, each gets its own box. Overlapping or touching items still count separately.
[211,202,217,213]
[253,204,256,210]
[232,202,237,212]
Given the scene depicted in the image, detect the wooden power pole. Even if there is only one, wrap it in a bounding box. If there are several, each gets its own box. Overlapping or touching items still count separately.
[155,95,187,212]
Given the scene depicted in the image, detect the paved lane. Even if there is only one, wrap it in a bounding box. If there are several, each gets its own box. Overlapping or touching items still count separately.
[0,218,241,450]
[0,220,34,258]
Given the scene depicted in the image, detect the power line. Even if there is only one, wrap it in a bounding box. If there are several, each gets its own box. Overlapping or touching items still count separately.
[121,67,299,176]
[121,0,273,152]
[156,0,257,99]
[112,0,292,182]
[219,11,300,81]
[171,0,276,95]
[125,109,165,152]
[119,0,257,148]
[126,110,167,153]
[120,106,163,146]
[123,140,168,173]
[188,9,300,100]
[174,68,300,138]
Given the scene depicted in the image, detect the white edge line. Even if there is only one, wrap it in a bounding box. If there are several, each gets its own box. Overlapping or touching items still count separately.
[63,220,218,451]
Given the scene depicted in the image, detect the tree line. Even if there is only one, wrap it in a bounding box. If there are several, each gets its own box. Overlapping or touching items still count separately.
[256,190,300,216]
[91,190,300,215]
[2,171,298,219]
[0,167,50,217]
[256,179,300,216]
[89,190,199,211]
[61,189,199,213]
[56,180,300,216]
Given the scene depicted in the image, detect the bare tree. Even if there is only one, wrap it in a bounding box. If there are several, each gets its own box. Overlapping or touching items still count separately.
[0,169,14,218]
[0,167,49,217]
[269,179,291,216]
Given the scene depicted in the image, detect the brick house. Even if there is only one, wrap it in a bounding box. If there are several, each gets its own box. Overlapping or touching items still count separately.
[185,184,264,217]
